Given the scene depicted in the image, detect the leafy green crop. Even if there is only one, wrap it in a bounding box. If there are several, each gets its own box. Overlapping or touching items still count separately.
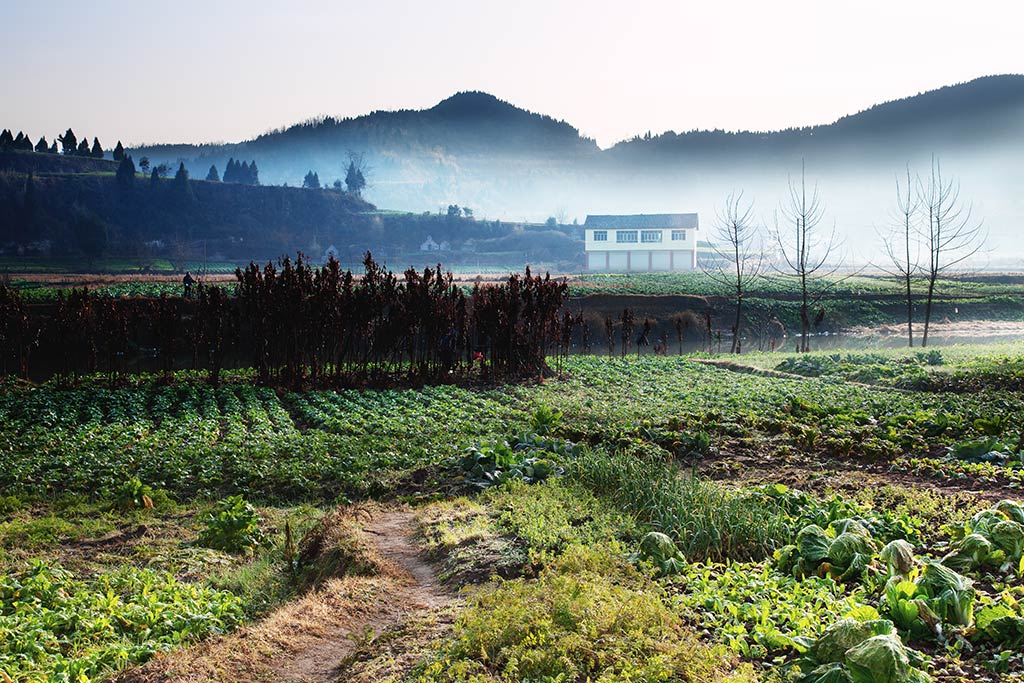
[0,561,242,682]
[193,496,269,555]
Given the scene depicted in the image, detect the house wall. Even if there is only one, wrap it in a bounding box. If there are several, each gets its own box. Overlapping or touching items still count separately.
[584,228,697,272]
[584,249,696,272]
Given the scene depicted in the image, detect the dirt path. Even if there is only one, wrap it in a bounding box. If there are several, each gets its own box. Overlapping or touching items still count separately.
[272,509,450,683]
[118,507,453,683]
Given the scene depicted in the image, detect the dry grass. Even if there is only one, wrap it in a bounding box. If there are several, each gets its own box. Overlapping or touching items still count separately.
[117,503,449,683]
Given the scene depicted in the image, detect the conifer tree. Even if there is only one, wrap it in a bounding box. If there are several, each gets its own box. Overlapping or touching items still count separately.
[58,128,78,155]
[223,158,236,183]
[77,138,90,155]
[303,170,320,189]
[113,141,125,161]
[49,140,58,154]
[0,129,12,149]
[248,160,259,185]
[35,136,49,153]
[13,132,24,148]
[206,164,220,182]
[91,137,104,158]
[116,155,136,187]
[174,162,195,203]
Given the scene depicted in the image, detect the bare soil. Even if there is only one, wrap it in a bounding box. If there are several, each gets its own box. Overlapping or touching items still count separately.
[118,507,453,683]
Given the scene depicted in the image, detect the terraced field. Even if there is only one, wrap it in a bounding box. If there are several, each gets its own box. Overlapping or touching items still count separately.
[2,347,1024,682]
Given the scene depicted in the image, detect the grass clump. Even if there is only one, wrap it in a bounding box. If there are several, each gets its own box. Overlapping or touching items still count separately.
[415,544,753,683]
[572,448,790,562]
[487,479,640,559]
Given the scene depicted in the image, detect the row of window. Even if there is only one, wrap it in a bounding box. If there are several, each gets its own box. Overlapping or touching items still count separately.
[592,229,687,243]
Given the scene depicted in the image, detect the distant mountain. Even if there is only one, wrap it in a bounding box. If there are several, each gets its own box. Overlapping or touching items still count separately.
[605,74,1024,163]
[131,77,1024,257]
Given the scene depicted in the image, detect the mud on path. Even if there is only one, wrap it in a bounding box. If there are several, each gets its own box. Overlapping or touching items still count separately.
[118,507,455,683]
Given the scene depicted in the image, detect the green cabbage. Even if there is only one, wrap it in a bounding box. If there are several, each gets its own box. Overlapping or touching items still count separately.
[830,518,872,539]
[638,531,678,563]
[829,532,876,568]
[995,499,1024,525]
[804,663,854,683]
[636,531,684,575]
[798,525,832,565]
[940,533,991,572]
[917,561,975,627]
[845,633,911,683]
[812,618,894,664]
[990,519,1024,559]
[969,509,1008,536]
[879,539,915,576]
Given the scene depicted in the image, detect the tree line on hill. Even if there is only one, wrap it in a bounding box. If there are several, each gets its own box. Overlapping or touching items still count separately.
[0,127,126,161]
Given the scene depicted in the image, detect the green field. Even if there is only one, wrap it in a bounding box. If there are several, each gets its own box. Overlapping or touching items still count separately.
[2,348,1024,681]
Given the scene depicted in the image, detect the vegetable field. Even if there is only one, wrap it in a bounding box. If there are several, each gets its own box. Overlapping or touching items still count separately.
[2,345,1024,682]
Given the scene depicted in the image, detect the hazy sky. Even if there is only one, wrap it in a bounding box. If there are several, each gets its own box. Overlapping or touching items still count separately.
[3,0,1022,149]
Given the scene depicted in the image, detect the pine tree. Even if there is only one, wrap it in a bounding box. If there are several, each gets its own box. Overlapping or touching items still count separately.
[91,137,104,158]
[303,170,320,189]
[35,136,49,153]
[49,140,58,154]
[13,132,24,148]
[113,141,125,161]
[173,162,195,203]
[248,160,259,185]
[0,129,12,150]
[76,138,90,155]
[206,164,220,182]
[58,128,78,155]
[239,161,250,184]
[345,160,367,195]
[223,158,236,183]
[116,155,136,187]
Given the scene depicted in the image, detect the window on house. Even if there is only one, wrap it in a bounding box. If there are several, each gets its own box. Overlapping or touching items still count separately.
[671,229,687,241]
[641,230,662,243]
[593,230,607,242]
[616,230,638,243]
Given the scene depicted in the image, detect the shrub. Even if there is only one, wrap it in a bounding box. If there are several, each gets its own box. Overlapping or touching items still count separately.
[415,545,746,682]
[193,495,269,555]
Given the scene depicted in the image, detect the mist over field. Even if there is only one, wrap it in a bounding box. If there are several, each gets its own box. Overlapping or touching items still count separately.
[130,76,1024,264]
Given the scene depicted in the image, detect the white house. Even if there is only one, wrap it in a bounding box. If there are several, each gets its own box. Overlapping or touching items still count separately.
[420,235,440,251]
[584,214,699,272]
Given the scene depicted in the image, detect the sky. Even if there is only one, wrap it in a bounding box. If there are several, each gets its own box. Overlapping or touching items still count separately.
[2,0,1023,149]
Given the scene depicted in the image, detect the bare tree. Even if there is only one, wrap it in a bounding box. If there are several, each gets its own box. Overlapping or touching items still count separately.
[878,166,920,347]
[917,158,985,347]
[700,192,763,353]
[773,161,845,352]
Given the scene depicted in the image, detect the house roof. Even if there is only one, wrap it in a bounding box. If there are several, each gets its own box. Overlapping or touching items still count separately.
[584,213,698,230]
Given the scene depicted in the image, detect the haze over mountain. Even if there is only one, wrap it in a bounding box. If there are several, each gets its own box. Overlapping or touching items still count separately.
[133,75,1024,261]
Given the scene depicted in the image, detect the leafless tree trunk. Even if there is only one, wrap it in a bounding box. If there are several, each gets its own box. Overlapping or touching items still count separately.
[699,192,763,353]
[773,161,845,353]
[879,166,920,347]
[917,158,985,347]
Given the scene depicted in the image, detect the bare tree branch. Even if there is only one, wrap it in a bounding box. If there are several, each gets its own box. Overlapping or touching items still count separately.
[699,191,763,353]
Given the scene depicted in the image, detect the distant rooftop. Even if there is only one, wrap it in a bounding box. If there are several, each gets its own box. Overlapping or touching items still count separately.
[584,213,698,229]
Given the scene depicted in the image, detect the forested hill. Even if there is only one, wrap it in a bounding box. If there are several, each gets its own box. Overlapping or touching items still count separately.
[605,75,1024,162]
[131,91,600,192]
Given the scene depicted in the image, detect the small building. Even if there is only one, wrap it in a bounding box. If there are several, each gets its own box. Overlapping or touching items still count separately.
[584,213,699,272]
[420,235,440,252]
